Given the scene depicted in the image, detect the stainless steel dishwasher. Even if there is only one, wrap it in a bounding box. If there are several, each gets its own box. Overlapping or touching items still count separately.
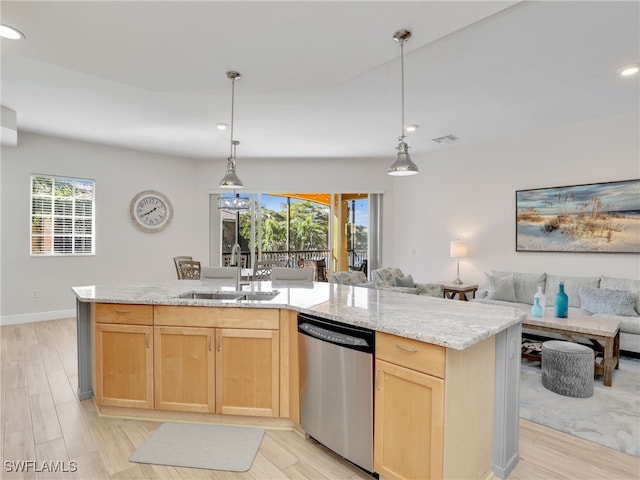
[298,313,375,474]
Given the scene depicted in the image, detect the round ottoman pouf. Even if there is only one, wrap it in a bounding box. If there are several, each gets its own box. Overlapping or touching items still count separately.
[541,340,594,398]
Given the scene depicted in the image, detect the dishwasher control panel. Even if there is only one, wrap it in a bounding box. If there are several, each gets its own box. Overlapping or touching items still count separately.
[297,313,375,353]
[299,322,369,348]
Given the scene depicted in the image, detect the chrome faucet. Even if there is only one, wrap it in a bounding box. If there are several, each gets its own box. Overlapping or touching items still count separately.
[230,243,242,291]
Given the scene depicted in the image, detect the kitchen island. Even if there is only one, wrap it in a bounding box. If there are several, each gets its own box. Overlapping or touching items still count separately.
[73,279,525,479]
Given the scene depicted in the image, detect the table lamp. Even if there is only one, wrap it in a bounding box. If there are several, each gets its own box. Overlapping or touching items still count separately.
[450,240,468,285]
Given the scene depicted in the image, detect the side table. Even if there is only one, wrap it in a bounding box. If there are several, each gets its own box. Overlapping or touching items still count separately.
[441,282,479,301]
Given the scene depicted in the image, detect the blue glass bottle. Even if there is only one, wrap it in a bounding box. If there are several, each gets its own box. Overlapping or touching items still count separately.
[531,297,543,318]
[554,281,568,318]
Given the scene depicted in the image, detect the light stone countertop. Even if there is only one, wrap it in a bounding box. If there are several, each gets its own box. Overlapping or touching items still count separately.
[72,280,525,350]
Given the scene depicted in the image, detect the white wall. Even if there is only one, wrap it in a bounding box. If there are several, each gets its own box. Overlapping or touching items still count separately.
[0,133,202,322]
[1,133,394,323]
[2,112,638,324]
[389,113,640,286]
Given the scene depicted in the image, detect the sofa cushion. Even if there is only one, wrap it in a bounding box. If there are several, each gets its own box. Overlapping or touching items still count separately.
[372,268,405,288]
[600,276,640,314]
[544,274,600,308]
[473,297,531,312]
[415,282,444,298]
[394,274,414,288]
[485,272,518,302]
[592,314,640,335]
[493,271,546,304]
[327,271,367,285]
[578,287,638,317]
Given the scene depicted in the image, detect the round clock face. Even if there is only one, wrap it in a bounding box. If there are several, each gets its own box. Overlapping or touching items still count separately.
[130,190,173,232]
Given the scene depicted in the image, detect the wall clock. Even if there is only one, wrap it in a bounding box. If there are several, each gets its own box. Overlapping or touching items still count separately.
[130,190,173,232]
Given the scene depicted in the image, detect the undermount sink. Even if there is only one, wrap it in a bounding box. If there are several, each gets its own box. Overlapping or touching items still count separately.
[177,290,279,301]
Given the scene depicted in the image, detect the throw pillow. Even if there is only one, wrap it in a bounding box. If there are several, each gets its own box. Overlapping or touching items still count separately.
[486,272,518,302]
[600,276,640,315]
[493,271,546,305]
[578,287,639,317]
[544,274,600,308]
[394,274,414,288]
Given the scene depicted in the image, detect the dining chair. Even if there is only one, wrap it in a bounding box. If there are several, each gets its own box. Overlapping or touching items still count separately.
[201,266,236,279]
[271,267,314,282]
[303,259,327,282]
[253,260,286,281]
[177,260,201,280]
[173,256,193,279]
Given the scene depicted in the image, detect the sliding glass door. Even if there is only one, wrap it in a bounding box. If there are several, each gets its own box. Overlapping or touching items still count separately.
[210,192,379,278]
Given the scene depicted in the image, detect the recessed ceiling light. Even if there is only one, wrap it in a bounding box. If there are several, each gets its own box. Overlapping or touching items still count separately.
[618,64,639,77]
[216,123,229,130]
[0,24,25,40]
[406,124,418,133]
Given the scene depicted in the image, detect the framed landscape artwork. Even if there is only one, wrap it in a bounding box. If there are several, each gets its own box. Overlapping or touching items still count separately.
[516,179,640,253]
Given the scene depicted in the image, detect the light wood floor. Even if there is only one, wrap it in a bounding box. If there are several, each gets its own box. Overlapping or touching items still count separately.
[1,318,638,480]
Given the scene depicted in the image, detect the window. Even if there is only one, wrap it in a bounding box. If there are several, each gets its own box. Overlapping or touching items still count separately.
[30,175,95,255]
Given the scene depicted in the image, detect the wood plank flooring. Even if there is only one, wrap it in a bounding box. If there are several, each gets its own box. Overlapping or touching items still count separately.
[1,318,639,479]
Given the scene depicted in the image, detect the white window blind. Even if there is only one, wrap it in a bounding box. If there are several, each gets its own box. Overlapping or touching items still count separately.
[30,175,95,256]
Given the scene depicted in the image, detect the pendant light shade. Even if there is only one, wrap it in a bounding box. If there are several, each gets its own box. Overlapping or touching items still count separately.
[388,140,418,176]
[219,71,244,189]
[219,141,243,188]
[388,29,419,177]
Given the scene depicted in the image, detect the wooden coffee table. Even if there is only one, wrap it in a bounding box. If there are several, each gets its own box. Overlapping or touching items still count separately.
[523,310,620,387]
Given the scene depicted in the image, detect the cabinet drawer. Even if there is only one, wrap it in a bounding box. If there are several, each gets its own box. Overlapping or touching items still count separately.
[95,303,153,325]
[154,306,279,329]
[376,332,445,379]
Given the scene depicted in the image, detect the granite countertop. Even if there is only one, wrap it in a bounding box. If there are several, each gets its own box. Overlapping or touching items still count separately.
[72,280,525,350]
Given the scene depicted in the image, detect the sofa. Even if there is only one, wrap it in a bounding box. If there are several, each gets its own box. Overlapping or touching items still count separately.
[472,271,640,354]
[328,268,443,297]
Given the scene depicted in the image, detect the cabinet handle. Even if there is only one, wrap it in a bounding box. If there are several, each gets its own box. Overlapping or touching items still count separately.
[115,309,130,314]
[146,333,150,349]
[375,368,381,390]
[216,335,221,352]
[395,344,418,353]
[208,336,212,351]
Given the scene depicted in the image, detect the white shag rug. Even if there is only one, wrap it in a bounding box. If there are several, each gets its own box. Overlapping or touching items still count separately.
[519,356,640,457]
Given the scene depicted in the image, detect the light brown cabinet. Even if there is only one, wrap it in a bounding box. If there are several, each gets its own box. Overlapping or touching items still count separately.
[154,326,215,413]
[94,304,283,417]
[374,333,445,480]
[215,328,280,417]
[94,322,153,408]
[374,331,496,480]
[94,304,154,409]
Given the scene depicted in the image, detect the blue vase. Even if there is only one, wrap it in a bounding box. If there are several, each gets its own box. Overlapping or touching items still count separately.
[554,282,568,318]
[531,297,543,318]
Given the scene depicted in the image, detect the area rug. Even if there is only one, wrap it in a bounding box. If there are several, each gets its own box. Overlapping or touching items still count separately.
[129,422,264,471]
[519,356,640,457]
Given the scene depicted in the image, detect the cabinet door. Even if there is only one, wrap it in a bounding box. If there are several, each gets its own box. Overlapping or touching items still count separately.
[374,359,444,480]
[216,328,279,417]
[95,323,153,408]
[154,326,215,413]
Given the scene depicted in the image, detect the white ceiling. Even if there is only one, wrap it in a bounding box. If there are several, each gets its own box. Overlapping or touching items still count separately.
[1,1,639,161]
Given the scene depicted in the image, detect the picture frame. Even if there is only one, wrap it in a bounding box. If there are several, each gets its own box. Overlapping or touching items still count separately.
[516,179,640,253]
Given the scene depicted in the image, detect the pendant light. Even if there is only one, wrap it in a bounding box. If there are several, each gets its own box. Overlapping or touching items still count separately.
[219,71,244,188]
[218,71,250,211]
[388,29,419,176]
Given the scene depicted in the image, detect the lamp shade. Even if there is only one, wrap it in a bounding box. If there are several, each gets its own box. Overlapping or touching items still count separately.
[450,240,468,258]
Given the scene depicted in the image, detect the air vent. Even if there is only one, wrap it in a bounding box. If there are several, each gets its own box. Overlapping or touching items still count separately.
[432,134,459,144]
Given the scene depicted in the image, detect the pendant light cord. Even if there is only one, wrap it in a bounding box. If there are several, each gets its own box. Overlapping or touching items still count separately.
[229,76,236,159]
[400,38,405,142]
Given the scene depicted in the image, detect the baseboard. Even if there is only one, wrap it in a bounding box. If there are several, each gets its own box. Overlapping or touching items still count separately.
[0,309,75,326]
